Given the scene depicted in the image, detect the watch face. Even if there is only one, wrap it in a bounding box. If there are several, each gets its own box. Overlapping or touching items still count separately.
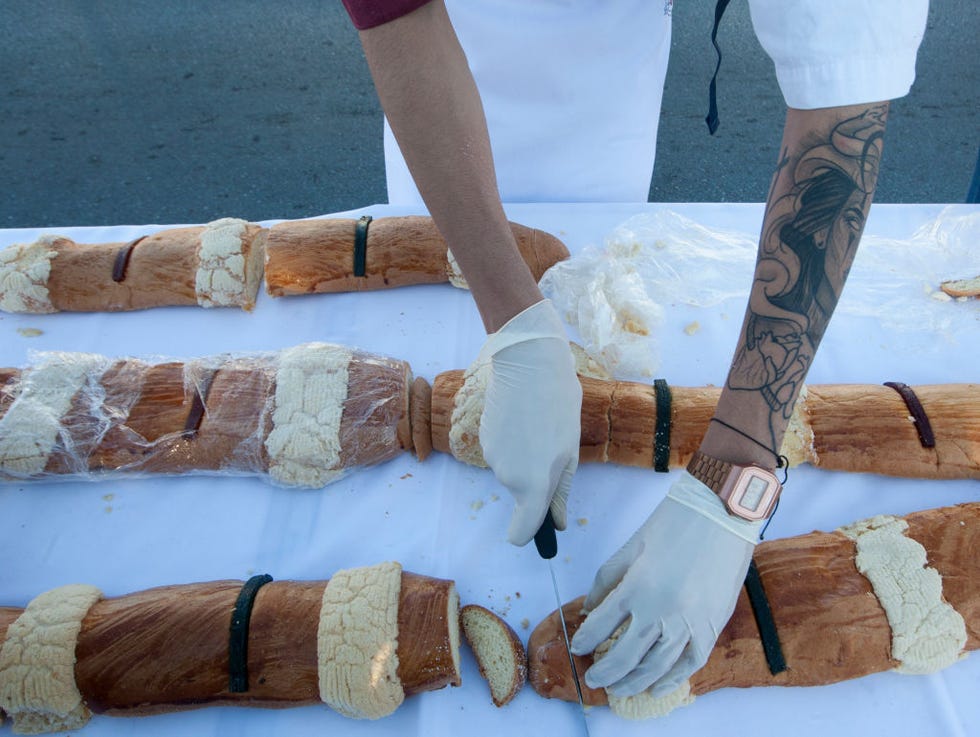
[741,475,770,513]
[726,467,780,521]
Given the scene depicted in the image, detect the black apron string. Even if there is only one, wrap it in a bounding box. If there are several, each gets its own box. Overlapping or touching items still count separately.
[705,0,734,135]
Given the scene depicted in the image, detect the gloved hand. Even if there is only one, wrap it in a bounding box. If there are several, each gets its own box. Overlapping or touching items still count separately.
[570,471,762,698]
[478,299,582,546]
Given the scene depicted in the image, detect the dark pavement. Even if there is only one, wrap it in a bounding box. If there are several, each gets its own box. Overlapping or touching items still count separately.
[1,1,977,228]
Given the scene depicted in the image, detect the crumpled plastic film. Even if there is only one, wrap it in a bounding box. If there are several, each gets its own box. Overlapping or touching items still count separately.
[602,210,760,308]
[839,206,979,338]
[539,208,978,379]
[539,210,756,379]
[0,344,414,488]
[540,251,663,379]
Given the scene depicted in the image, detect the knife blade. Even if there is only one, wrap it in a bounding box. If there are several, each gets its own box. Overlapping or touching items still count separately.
[534,509,592,736]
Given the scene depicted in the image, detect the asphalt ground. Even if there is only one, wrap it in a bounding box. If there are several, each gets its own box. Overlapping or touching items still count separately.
[1,1,977,228]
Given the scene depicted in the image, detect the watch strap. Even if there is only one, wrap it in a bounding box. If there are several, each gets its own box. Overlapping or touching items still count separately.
[686,449,733,494]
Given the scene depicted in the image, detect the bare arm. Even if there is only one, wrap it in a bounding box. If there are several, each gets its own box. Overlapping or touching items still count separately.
[701,102,889,467]
[355,2,582,545]
[357,1,541,332]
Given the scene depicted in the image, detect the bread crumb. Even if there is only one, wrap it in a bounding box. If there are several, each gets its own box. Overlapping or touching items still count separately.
[622,317,649,336]
[576,518,589,527]
[521,618,530,630]
[16,327,43,337]
[400,473,413,480]
[569,342,613,380]
[683,321,700,335]
[102,494,114,502]
[470,499,484,512]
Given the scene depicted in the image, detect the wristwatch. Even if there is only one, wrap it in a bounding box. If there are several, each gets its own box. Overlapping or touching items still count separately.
[686,450,782,522]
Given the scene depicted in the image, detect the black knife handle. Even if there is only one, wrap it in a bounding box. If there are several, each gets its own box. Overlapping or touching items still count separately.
[534,508,558,560]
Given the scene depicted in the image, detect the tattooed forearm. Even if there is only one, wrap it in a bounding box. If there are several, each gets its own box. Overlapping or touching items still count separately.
[724,103,889,453]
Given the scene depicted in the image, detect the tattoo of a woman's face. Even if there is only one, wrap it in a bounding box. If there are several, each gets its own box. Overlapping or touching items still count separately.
[729,104,888,439]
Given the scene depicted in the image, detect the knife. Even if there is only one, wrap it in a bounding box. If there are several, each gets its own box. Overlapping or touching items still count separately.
[534,509,592,736]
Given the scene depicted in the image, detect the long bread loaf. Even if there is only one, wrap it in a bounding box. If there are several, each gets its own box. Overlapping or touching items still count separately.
[0,219,266,313]
[527,503,979,718]
[3,349,976,485]
[263,216,569,296]
[0,344,420,487]
[0,216,568,313]
[430,370,980,480]
[0,565,461,731]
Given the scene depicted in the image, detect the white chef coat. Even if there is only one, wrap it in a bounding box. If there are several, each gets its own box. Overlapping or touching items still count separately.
[383,0,927,205]
[748,0,928,110]
[384,0,671,205]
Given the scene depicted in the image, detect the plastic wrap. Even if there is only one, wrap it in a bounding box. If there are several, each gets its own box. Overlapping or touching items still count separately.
[841,207,979,336]
[540,207,979,379]
[538,246,665,380]
[539,210,753,378]
[0,343,415,488]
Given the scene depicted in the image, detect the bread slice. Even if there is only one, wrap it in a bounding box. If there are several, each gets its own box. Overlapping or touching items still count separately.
[940,275,980,298]
[460,604,527,707]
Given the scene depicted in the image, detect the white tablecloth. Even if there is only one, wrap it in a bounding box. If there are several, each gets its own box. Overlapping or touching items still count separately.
[0,203,977,737]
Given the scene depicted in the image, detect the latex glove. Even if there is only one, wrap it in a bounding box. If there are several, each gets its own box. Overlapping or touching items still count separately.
[570,471,762,698]
[478,299,582,546]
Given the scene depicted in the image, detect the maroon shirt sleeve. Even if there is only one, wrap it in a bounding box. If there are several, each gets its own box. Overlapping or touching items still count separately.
[341,0,434,30]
